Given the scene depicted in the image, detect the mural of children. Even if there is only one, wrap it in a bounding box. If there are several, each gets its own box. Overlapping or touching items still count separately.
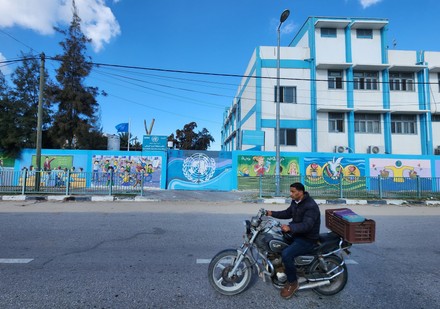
[93,160,100,183]
[125,161,132,173]
[103,160,110,173]
[238,167,250,177]
[55,167,64,187]
[29,165,35,176]
[145,163,154,182]
[77,167,86,187]
[107,166,114,186]
[113,159,119,170]
[121,169,132,186]
[133,168,144,187]
[46,169,57,187]
[253,156,270,176]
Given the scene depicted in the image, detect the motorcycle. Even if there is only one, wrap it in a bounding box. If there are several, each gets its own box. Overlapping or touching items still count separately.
[208,208,352,296]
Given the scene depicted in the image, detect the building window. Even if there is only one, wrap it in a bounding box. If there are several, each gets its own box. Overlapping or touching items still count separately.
[354,113,381,133]
[391,114,417,134]
[328,70,343,89]
[329,113,345,133]
[278,129,297,146]
[274,86,297,103]
[389,72,415,91]
[321,28,337,38]
[432,114,440,122]
[354,71,379,90]
[356,29,373,39]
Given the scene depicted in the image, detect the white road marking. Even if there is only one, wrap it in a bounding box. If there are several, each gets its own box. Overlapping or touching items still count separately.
[0,258,34,264]
[345,259,359,265]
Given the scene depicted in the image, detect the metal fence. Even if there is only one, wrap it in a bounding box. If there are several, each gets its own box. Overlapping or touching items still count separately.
[1,170,440,200]
[238,175,440,200]
[0,170,157,196]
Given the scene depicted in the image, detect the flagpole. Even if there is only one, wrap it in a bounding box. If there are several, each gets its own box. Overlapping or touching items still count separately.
[127,119,130,151]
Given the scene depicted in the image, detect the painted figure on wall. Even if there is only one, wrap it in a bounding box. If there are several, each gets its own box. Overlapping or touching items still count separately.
[253,156,270,176]
[370,159,429,180]
[288,161,299,176]
[304,157,366,190]
[370,158,431,191]
[43,156,55,171]
[237,155,300,177]
[323,157,343,180]
[91,155,161,188]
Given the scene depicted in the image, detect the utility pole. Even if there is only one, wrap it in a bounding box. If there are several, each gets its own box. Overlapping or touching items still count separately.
[35,52,45,190]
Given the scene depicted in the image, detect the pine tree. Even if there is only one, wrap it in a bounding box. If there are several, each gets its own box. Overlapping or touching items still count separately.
[50,0,105,149]
[0,71,25,157]
[10,53,53,149]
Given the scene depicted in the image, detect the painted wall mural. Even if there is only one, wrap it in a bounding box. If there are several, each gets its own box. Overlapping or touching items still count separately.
[369,158,432,191]
[167,150,233,190]
[0,155,15,186]
[3,148,440,193]
[91,154,162,188]
[304,156,366,190]
[237,155,300,177]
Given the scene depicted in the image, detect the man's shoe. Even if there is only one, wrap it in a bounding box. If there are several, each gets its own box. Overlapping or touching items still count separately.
[280,281,299,299]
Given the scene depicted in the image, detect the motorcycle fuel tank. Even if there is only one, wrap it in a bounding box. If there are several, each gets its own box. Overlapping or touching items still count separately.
[267,235,289,253]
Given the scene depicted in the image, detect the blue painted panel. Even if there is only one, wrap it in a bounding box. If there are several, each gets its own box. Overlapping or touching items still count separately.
[242,130,265,146]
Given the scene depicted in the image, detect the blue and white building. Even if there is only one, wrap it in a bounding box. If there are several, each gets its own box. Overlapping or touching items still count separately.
[221,17,440,155]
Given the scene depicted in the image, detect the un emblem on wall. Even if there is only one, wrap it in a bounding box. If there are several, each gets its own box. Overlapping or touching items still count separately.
[182,153,216,183]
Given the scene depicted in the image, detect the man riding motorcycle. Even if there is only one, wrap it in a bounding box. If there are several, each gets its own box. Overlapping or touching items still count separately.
[266,182,321,299]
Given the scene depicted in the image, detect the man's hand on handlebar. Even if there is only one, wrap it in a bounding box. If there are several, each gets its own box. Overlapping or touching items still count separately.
[281,224,291,233]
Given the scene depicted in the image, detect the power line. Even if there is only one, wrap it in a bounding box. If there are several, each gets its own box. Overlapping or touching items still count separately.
[0,29,37,53]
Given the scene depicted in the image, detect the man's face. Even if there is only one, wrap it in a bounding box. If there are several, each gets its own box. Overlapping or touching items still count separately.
[290,187,304,201]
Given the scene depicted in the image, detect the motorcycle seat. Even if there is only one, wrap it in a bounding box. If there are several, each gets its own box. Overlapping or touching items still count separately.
[318,232,341,243]
[312,232,342,253]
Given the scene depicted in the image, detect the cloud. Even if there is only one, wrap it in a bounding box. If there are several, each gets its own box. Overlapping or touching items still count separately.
[0,52,12,75]
[281,22,296,35]
[0,0,121,53]
[359,0,384,8]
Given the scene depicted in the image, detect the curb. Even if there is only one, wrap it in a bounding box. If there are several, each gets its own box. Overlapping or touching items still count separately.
[0,195,439,206]
[258,197,440,206]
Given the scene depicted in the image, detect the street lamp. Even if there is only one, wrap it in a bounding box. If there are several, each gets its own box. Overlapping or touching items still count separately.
[275,9,290,196]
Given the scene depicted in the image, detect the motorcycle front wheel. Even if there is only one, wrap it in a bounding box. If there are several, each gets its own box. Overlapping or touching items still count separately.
[309,255,348,296]
[208,249,253,296]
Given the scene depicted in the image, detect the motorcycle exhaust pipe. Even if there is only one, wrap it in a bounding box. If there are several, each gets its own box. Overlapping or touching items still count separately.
[298,280,330,290]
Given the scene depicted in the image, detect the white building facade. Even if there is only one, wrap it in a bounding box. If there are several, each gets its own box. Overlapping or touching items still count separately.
[221,17,440,155]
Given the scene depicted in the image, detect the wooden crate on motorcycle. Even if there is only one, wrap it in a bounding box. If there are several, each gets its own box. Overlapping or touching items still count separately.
[325,208,375,243]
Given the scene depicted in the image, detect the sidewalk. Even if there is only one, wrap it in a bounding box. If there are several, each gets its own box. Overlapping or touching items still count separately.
[1,190,440,206]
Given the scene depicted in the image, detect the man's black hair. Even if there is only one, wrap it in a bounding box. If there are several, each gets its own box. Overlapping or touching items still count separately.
[290,182,305,192]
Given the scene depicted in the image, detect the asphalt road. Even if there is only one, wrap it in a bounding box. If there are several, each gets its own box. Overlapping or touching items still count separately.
[0,200,439,308]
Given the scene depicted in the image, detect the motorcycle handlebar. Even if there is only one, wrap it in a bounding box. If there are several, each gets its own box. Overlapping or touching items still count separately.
[258,208,267,217]
[257,208,281,229]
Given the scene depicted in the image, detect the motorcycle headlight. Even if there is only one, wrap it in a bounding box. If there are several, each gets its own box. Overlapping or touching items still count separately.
[251,216,260,227]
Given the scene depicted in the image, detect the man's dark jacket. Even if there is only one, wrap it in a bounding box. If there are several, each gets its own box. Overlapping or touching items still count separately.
[270,192,321,241]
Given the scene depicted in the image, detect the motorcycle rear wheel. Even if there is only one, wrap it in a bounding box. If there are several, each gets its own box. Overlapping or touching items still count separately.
[208,249,253,296]
[309,255,348,296]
